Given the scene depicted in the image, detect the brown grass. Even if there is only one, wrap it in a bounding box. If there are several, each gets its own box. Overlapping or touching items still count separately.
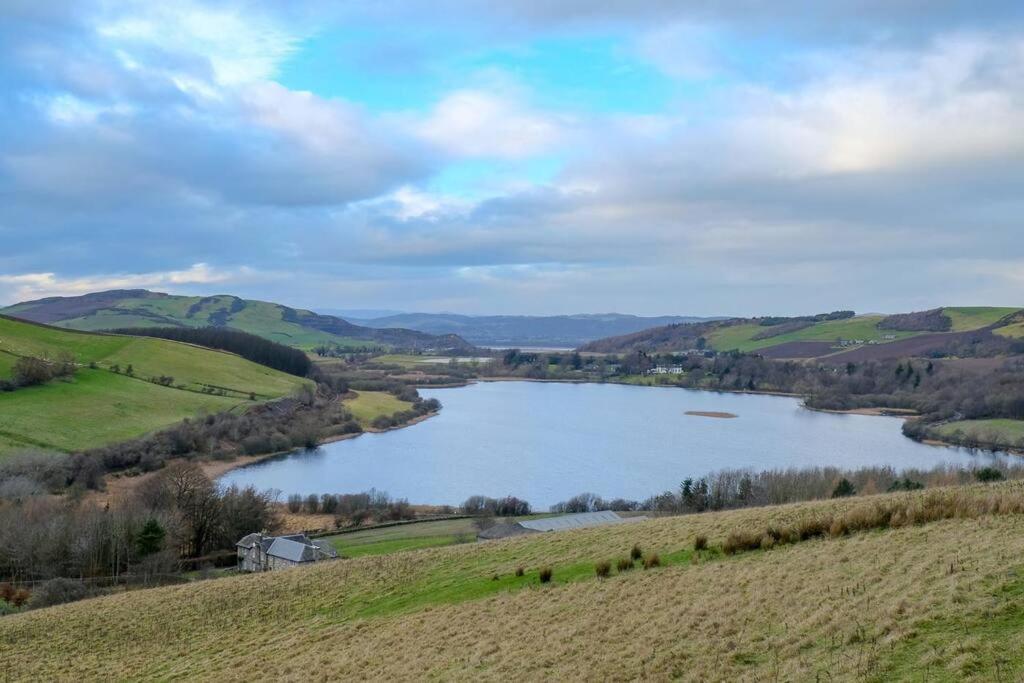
[2,482,1024,681]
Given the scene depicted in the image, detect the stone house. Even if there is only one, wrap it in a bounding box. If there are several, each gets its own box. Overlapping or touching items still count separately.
[236,533,338,572]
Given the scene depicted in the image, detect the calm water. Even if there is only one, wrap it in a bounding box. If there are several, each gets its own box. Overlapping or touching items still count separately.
[219,381,1009,508]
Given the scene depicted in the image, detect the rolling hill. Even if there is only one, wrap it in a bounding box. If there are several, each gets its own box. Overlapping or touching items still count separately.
[0,316,311,456]
[1,290,473,352]
[581,307,1024,361]
[345,312,720,347]
[3,483,1022,681]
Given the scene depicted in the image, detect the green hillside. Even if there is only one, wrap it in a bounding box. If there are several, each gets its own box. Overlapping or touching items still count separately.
[585,307,1024,357]
[943,306,1020,331]
[3,484,1023,681]
[0,317,310,455]
[706,315,920,353]
[1,290,471,352]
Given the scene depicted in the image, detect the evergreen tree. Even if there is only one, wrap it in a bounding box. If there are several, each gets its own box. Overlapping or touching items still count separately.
[136,519,166,558]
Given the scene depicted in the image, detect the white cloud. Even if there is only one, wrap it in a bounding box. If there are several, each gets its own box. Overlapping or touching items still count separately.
[0,263,249,304]
[413,89,565,159]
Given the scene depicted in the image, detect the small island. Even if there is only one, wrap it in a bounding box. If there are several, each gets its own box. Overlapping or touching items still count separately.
[685,410,739,419]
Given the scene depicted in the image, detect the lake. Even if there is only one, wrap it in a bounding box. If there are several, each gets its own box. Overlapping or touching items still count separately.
[219,381,1010,508]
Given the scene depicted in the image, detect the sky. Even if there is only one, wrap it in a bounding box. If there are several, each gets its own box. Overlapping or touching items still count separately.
[1,1,1023,317]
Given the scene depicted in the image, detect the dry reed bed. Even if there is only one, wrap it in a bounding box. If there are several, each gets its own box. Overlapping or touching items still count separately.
[2,482,1023,681]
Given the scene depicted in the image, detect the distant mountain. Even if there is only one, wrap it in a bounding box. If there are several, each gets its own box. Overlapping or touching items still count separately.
[2,290,473,352]
[579,307,1024,361]
[317,308,407,320]
[348,312,721,347]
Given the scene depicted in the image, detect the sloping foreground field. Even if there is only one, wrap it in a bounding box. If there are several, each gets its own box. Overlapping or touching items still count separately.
[3,484,1024,681]
[0,317,309,455]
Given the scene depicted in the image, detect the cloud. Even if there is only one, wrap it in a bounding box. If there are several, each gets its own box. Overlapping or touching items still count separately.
[413,89,565,159]
[0,263,250,304]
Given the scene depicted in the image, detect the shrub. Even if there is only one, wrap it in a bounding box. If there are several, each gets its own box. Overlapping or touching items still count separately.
[595,560,611,578]
[0,582,13,602]
[723,530,762,555]
[975,467,1005,483]
[693,535,708,551]
[643,554,661,569]
[11,588,30,607]
[616,557,634,572]
[515,566,524,577]
[287,494,302,513]
[538,567,553,583]
[832,478,856,498]
[630,544,643,561]
[27,578,88,610]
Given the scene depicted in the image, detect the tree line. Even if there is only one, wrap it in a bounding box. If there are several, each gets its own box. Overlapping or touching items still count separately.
[108,326,312,377]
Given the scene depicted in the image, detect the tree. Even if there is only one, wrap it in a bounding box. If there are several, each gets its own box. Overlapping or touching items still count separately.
[832,478,856,498]
[136,519,166,558]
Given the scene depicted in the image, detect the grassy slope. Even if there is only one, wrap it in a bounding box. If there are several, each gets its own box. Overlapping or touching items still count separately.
[3,484,1022,681]
[994,320,1024,339]
[328,518,479,558]
[0,371,244,452]
[708,316,918,353]
[344,390,414,427]
[943,306,1021,331]
[0,317,309,455]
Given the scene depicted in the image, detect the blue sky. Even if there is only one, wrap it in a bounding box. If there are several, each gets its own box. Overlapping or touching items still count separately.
[2,1,1023,315]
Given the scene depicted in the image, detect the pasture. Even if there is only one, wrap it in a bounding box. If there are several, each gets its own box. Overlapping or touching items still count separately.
[943,306,1021,331]
[0,317,309,456]
[3,483,1023,681]
[344,390,415,427]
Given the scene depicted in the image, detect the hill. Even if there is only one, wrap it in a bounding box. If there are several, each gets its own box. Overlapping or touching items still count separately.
[1,290,473,352]
[581,307,1024,361]
[2,483,1022,680]
[345,312,719,347]
[0,316,310,456]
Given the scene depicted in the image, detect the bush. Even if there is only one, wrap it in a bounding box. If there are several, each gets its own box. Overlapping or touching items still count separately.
[630,544,643,561]
[27,578,88,609]
[723,530,762,555]
[693,535,708,551]
[594,560,611,578]
[0,583,13,602]
[10,588,30,607]
[616,557,634,572]
[975,467,1005,482]
[643,554,661,570]
[832,478,856,498]
[287,494,302,513]
[515,566,524,577]
[538,567,553,583]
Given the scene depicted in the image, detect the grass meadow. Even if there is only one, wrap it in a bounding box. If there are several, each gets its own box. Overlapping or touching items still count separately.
[706,316,919,353]
[943,306,1021,331]
[2,482,1023,681]
[344,390,415,427]
[0,317,308,456]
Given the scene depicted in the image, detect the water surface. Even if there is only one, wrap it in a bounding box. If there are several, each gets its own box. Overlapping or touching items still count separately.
[219,381,1009,508]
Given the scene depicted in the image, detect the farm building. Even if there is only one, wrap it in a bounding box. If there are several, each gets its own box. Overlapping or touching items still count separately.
[236,533,338,572]
[477,510,647,541]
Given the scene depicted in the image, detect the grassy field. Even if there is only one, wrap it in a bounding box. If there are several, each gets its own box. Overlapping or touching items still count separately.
[326,518,479,557]
[994,320,1024,338]
[935,418,1024,446]
[2,483,1023,681]
[707,316,918,353]
[0,317,309,456]
[943,306,1021,331]
[344,390,414,427]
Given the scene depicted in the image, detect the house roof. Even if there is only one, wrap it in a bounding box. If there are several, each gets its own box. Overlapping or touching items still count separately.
[266,537,320,563]
[519,510,646,532]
